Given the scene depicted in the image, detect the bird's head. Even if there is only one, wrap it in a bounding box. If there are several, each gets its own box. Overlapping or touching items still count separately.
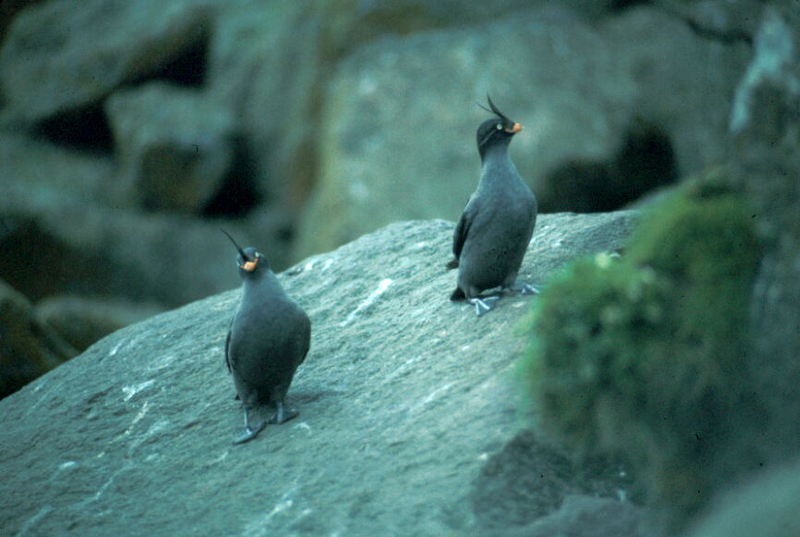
[221,229,268,276]
[476,95,522,158]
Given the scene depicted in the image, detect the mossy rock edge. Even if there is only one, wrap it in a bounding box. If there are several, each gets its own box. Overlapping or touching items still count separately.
[521,180,762,528]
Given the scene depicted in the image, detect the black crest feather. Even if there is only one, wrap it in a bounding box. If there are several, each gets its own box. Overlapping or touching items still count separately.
[220,228,247,260]
[477,94,509,121]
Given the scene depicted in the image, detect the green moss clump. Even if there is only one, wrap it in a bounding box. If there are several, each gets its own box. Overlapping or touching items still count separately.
[521,180,762,522]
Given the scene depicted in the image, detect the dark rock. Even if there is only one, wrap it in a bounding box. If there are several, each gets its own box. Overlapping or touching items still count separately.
[209,0,558,219]
[105,82,235,213]
[296,7,628,258]
[597,5,749,193]
[653,0,762,44]
[0,0,211,123]
[0,134,113,211]
[0,201,245,308]
[471,429,635,531]
[498,495,643,537]
[295,5,750,258]
[0,212,640,536]
[687,457,800,537]
[729,5,800,144]
[520,180,763,530]
[727,5,800,467]
[34,295,164,352]
[209,0,330,214]
[0,279,76,399]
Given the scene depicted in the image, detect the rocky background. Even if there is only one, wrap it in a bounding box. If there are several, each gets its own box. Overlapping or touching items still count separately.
[0,0,771,396]
[2,1,800,535]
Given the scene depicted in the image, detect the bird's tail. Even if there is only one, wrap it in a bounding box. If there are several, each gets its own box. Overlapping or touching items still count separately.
[445,259,459,270]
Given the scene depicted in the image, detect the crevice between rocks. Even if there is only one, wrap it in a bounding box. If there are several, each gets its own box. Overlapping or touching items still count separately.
[31,28,211,155]
[654,1,754,46]
[541,118,678,213]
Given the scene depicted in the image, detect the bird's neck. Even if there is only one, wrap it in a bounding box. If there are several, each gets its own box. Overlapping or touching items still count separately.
[479,144,518,185]
[242,271,288,302]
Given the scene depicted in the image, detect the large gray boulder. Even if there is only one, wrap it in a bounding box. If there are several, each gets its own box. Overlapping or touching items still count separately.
[728,5,800,465]
[0,134,113,212]
[0,201,250,308]
[0,212,642,536]
[105,82,235,213]
[0,279,76,399]
[207,0,327,213]
[34,295,164,352]
[295,4,752,258]
[0,131,288,360]
[208,0,563,218]
[0,0,211,123]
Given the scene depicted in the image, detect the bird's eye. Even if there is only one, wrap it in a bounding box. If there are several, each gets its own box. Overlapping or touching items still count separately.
[496,123,503,130]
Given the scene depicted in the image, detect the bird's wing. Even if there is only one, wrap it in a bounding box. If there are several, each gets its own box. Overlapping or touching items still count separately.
[452,198,478,262]
[224,321,233,373]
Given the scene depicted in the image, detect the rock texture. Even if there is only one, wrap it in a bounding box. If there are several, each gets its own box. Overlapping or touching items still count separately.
[0,213,643,537]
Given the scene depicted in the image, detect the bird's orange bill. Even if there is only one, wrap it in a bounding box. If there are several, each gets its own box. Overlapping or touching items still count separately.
[505,123,523,134]
[242,259,259,272]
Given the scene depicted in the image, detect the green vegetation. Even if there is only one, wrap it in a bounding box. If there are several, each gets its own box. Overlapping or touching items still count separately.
[521,178,762,523]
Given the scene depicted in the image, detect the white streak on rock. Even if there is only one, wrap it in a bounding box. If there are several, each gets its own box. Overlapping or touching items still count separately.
[122,380,155,401]
[146,352,177,373]
[109,341,124,356]
[409,382,454,413]
[14,505,53,537]
[210,451,229,465]
[243,488,297,537]
[341,278,393,326]
[121,401,150,438]
[83,465,130,505]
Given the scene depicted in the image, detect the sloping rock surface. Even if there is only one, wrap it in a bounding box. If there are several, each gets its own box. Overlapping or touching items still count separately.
[1,212,640,536]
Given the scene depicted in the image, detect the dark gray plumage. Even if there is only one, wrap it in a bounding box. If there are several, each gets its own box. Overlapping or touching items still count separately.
[447,96,538,316]
[222,230,311,444]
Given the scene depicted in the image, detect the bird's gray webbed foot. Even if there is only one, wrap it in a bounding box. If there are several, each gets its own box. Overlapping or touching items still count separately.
[469,296,500,317]
[233,406,266,445]
[517,283,539,295]
[269,401,299,425]
[505,283,539,296]
[233,422,266,445]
